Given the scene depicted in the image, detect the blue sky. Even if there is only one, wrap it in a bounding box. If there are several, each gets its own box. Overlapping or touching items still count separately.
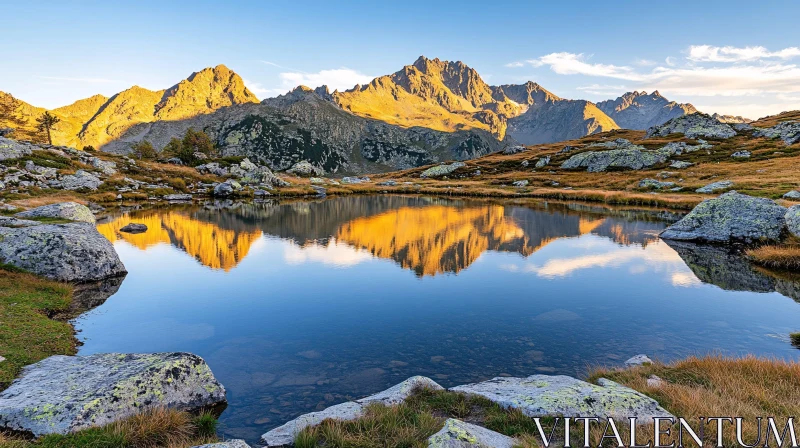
[2,0,799,118]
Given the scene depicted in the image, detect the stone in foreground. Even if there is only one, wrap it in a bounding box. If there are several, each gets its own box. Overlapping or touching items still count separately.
[450,375,673,421]
[260,376,442,447]
[660,191,786,243]
[428,418,516,448]
[625,355,653,366]
[0,222,127,282]
[191,440,251,448]
[120,223,148,234]
[785,205,800,239]
[646,113,736,139]
[0,353,226,437]
[16,202,96,224]
[421,162,465,178]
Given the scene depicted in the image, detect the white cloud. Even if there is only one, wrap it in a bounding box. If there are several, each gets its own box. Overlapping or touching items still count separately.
[526,52,642,80]
[283,239,374,267]
[280,68,374,92]
[39,76,121,84]
[576,84,628,96]
[634,59,657,67]
[505,61,525,68]
[687,45,800,62]
[665,56,677,67]
[242,78,270,96]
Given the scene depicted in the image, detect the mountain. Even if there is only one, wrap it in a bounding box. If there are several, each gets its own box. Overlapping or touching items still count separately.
[711,113,753,124]
[596,91,697,130]
[331,56,618,144]
[1,64,259,148]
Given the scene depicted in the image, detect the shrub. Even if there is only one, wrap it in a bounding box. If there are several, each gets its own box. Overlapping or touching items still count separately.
[166,177,187,192]
[131,141,157,160]
[82,145,96,152]
[161,128,217,166]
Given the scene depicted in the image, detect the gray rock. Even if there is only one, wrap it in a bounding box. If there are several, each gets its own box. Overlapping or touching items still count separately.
[191,441,250,448]
[24,161,58,178]
[421,162,466,178]
[287,160,324,177]
[213,180,242,197]
[164,193,193,201]
[311,185,327,197]
[165,157,184,165]
[0,353,225,437]
[502,145,525,155]
[696,180,734,194]
[0,137,33,161]
[120,223,147,234]
[341,176,370,184]
[0,222,127,282]
[89,157,117,176]
[625,355,653,366]
[647,375,664,388]
[309,177,325,184]
[229,159,288,187]
[260,376,442,447]
[512,180,529,187]
[196,163,229,177]
[59,170,102,191]
[733,123,754,132]
[782,191,800,200]
[646,113,737,139]
[16,202,96,224]
[451,375,673,421]
[534,156,550,168]
[754,121,800,145]
[561,146,668,172]
[731,150,751,159]
[660,191,787,243]
[669,160,693,169]
[0,355,5,363]
[427,418,516,448]
[0,216,41,227]
[785,205,800,238]
[558,145,577,154]
[639,179,675,190]
[377,180,398,187]
[659,141,711,155]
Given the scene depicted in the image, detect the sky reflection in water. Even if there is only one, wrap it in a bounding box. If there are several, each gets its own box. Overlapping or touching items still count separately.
[79,196,800,442]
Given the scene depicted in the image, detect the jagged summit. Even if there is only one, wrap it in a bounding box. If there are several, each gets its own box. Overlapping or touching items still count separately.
[597,91,697,130]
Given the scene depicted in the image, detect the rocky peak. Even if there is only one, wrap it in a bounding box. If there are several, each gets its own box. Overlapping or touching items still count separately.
[154,64,258,120]
[597,91,698,130]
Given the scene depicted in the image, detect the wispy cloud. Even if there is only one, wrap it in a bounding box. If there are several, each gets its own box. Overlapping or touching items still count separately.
[38,76,122,84]
[687,45,800,62]
[634,58,658,67]
[260,60,307,73]
[505,61,525,68]
[576,84,628,96]
[279,68,374,92]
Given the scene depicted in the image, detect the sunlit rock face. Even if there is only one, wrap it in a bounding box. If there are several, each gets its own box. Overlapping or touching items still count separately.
[97,211,262,271]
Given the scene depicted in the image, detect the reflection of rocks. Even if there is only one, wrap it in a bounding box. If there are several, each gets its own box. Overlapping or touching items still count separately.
[65,275,126,318]
[665,240,800,300]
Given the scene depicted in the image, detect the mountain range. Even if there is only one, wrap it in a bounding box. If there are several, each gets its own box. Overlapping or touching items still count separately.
[1,57,722,173]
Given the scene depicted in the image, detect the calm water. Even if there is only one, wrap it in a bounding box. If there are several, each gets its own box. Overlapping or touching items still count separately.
[76,196,800,442]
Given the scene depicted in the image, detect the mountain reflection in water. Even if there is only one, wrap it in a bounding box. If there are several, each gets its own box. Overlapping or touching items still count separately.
[82,196,800,443]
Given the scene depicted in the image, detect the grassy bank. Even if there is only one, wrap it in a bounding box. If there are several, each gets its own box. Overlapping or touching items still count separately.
[747,244,800,270]
[294,355,800,448]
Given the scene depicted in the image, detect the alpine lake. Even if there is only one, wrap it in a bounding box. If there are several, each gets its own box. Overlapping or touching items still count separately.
[72,195,800,442]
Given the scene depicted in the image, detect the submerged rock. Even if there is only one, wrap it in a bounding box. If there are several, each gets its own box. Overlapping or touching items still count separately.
[0,222,126,282]
[120,223,147,234]
[0,353,226,437]
[695,180,734,193]
[15,202,96,224]
[660,191,786,243]
[260,376,442,447]
[420,162,465,178]
[451,375,673,421]
[646,113,736,139]
[428,418,516,448]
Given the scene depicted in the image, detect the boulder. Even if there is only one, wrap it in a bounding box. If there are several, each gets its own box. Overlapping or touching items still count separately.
[191,441,250,448]
[120,223,148,234]
[0,353,226,437]
[731,150,751,159]
[696,180,734,193]
[502,145,525,155]
[260,376,442,447]
[669,160,693,169]
[660,191,787,243]
[534,156,550,168]
[782,191,800,200]
[753,121,800,145]
[561,147,668,172]
[451,375,673,421]
[377,180,397,187]
[0,222,127,282]
[420,162,465,178]
[341,176,370,184]
[427,418,516,448]
[213,180,242,197]
[0,137,33,161]
[639,179,675,190]
[287,161,324,177]
[15,202,95,224]
[164,193,193,201]
[59,170,102,191]
[624,355,653,366]
[88,157,117,176]
[512,180,529,187]
[196,163,229,177]
[785,205,800,238]
[646,113,737,139]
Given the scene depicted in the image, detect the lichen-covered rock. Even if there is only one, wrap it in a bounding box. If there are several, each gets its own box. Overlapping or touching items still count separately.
[341,176,369,184]
[229,159,288,187]
[420,162,466,178]
[428,418,516,448]
[164,193,193,201]
[696,180,734,193]
[561,147,667,172]
[625,355,653,366]
[59,170,103,191]
[451,375,673,421]
[0,222,126,282]
[196,162,229,177]
[659,141,712,155]
[785,205,800,238]
[731,150,751,159]
[669,160,693,169]
[260,401,364,447]
[0,216,41,227]
[753,121,800,145]
[512,180,529,187]
[15,202,95,224]
[646,113,736,139]
[191,440,251,448]
[260,376,442,447]
[0,137,33,161]
[660,191,786,243]
[88,157,117,176]
[0,353,226,437]
[534,156,550,168]
[120,223,148,234]
[213,180,242,197]
[502,145,525,155]
[783,191,800,200]
[639,179,675,190]
[287,160,324,177]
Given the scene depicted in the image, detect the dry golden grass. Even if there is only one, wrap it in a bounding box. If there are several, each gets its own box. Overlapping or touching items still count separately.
[7,193,85,209]
[751,110,800,127]
[588,355,800,446]
[747,245,800,270]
